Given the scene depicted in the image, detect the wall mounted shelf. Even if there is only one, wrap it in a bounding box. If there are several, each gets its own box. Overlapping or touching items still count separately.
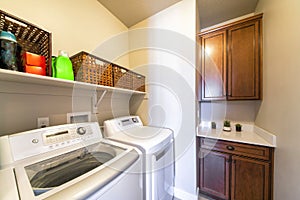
[0,69,146,96]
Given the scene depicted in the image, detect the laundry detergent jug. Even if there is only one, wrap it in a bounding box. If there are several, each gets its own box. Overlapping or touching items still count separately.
[52,50,74,80]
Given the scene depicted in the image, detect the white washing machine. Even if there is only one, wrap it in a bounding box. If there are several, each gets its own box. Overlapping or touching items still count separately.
[104,116,175,200]
[0,122,143,200]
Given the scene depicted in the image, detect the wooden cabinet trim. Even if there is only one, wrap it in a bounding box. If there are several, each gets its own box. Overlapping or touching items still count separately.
[200,137,271,161]
[196,35,202,101]
[198,13,263,36]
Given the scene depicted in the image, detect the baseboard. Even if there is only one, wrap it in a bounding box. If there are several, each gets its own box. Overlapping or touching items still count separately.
[173,187,198,200]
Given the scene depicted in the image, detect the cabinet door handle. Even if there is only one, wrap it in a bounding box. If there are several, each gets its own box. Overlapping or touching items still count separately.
[226,145,235,151]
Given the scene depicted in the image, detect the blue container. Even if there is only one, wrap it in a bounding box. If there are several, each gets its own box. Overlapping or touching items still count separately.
[0,31,18,71]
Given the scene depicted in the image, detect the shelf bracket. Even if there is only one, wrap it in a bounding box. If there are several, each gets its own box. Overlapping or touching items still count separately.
[92,90,107,114]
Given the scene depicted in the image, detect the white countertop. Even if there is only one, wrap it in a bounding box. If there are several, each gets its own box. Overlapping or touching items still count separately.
[197,122,276,147]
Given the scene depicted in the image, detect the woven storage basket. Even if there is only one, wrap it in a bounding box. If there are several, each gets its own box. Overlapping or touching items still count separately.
[132,72,145,92]
[70,52,113,86]
[0,9,52,75]
[113,65,133,90]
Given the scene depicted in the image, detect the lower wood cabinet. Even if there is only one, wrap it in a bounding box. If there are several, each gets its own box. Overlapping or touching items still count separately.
[231,155,270,200]
[198,137,274,200]
[200,149,230,199]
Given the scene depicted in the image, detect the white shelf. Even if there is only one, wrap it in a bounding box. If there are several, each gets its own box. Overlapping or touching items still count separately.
[0,69,146,95]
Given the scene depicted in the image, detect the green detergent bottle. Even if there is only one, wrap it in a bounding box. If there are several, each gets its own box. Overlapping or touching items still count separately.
[53,50,74,80]
[51,56,57,77]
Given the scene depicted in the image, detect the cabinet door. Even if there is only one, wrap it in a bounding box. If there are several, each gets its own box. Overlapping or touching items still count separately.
[227,19,261,100]
[199,149,230,200]
[231,156,270,200]
[200,30,227,101]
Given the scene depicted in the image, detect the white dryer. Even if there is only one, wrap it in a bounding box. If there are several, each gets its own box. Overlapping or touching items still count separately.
[104,116,175,200]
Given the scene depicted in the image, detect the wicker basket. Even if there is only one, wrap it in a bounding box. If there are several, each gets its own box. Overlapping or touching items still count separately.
[70,51,113,86]
[0,9,52,75]
[70,51,145,91]
[132,72,145,92]
[113,65,133,90]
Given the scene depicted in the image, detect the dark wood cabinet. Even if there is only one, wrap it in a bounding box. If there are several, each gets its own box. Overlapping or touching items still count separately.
[198,137,274,200]
[198,14,263,101]
[199,149,230,199]
[200,30,227,101]
[231,156,270,200]
[227,19,261,100]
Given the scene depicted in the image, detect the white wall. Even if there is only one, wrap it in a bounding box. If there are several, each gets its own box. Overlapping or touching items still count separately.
[255,0,300,199]
[129,0,197,199]
[0,0,130,134]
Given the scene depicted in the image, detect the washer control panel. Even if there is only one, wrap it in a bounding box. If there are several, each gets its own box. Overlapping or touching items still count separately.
[8,123,102,161]
[42,126,92,146]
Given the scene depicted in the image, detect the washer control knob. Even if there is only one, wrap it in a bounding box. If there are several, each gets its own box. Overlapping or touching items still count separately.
[32,139,39,144]
[77,127,86,135]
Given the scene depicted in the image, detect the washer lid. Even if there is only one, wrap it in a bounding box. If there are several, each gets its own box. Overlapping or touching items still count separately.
[107,126,173,153]
[14,141,140,200]
[24,141,126,195]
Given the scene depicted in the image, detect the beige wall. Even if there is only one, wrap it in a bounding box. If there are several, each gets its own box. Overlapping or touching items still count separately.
[0,0,131,134]
[200,101,261,123]
[255,0,300,199]
[129,0,197,198]
[0,0,129,67]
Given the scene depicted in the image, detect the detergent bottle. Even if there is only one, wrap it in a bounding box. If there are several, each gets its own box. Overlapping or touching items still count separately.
[53,50,74,80]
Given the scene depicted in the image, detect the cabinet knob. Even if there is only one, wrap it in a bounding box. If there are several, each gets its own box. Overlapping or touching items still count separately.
[226,145,235,151]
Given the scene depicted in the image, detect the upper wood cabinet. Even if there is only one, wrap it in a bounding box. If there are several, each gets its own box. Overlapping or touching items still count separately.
[227,18,261,100]
[200,30,227,101]
[198,14,263,101]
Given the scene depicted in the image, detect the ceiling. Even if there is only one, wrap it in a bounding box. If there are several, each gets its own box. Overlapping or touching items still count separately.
[198,0,259,29]
[97,0,259,29]
[97,0,182,27]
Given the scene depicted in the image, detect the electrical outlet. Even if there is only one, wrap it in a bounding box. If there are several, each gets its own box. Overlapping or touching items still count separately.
[37,117,49,128]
